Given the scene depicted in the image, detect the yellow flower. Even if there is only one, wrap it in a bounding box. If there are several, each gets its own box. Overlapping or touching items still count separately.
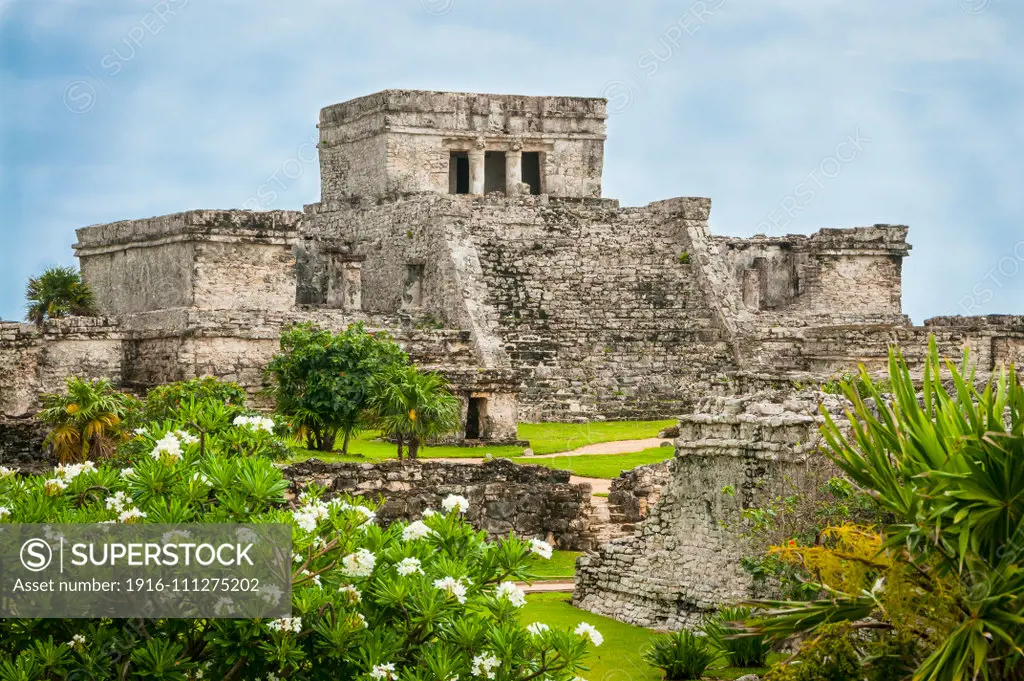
[66,403,80,414]
[409,409,416,422]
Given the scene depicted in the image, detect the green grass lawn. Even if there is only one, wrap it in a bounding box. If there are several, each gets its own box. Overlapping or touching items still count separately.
[526,551,581,580]
[518,446,675,479]
[522,593,773,681]
[287,420,674,464]
[519,420,676,455]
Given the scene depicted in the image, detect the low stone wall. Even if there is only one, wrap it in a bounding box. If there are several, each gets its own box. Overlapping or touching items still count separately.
[281,458,594,550]
[574,393,832,629]
[0,418,51,472]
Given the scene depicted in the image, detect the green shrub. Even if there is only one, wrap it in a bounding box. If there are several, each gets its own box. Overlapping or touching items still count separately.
[25,265,97,325]
[678,251,691,264]
[703,606,770,667]
[642,630,720,680]
[763,623,860,681]
[143,377,248,421]
[0,404,596,679]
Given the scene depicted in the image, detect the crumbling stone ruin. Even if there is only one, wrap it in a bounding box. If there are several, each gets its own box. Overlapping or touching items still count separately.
[0,90,1021,626]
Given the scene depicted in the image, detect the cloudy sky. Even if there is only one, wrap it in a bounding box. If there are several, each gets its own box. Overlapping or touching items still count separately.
[0,0,1021,323]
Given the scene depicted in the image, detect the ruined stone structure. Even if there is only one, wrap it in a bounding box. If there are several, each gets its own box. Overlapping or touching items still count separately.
[7,90,1004,437]
[1,88,1021,628]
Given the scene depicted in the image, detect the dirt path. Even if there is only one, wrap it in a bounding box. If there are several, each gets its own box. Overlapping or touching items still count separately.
[519,580,574,593]
[446,437,671,465]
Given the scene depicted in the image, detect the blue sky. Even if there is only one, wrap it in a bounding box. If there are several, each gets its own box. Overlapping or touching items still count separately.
[0,0,1021,323]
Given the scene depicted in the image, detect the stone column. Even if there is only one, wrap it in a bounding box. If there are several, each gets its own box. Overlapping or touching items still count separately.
[505,149,522,196]
[469,139,486,195]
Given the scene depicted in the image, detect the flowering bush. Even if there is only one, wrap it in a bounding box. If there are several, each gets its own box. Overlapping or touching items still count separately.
[0,418,598,679]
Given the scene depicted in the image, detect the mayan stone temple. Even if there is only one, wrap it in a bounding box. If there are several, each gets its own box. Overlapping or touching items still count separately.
[1,89,1022,626]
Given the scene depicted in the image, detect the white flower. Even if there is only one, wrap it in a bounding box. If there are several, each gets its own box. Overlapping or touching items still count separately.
[292,499,330,533]
[133,427,147,436]
[150,433,182,462]
[67,633,87,649]
[105,491,133,512]
[267,617,302,633]
[162,529,191,544]
[529,538,553,560]
[54,461,95,480]
[118,508,147,523]
[370,663,396,680]
[338,584,361,603]
[341,548,376,578]
[526,622,549,636]
[575,622,603,646]
[174,430,199,445]
[236,527,258,543]
[402,520,433,541]
[0,466,17,477]
[442,494,469,514]
[470,653,501,679]
[352,612,368,628]
[433,576,468,604]
[233,414,275,433]
[293,552,304,564]
[300,570,322,588]
[213,597,234,616]
[352,505,376,523]
[422,508,437,517]
[44,478,68,493]
[396,557,423,576]
[192,472,210,486]
[119,467,134,479]
[0,507,10,519]
[495,581,526,608]
[260,584,284,605]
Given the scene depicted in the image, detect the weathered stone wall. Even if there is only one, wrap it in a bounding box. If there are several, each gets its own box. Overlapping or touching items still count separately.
[75,210,302,315]
[716,226,909,321]
[317,90,607,200]
[574,394,830,629]
[466,196,736,421]
[282,458,593,549]
[607,460,671,526]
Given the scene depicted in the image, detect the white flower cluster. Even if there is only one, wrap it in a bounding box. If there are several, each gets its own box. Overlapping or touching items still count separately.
[433,575,469,604]
[267,617,302,634]
[471,653,501,679]
[350,612,368,629]
[233,414,275,433]
[174,429,199,445]
[44,478,68,493]
[150,432,183,462]
[526,622,549,636]
[0,507,10,519]
[0,465,17,477]
[105,491,133,512]
[341,548,376,578]
[396,557,423,576]
[574,622,604,646]
[370,663,396,680]
[401,520,433,541]
[118,508,147,523]
[67,633,87,649]
[338,584,361,604]
[55,461,96,480]
[119,467,134,479]
[441,494,469,514]
[529,538,554,559]
[495,581,526,608]
[292,498,330,533]
[260,584,284,605]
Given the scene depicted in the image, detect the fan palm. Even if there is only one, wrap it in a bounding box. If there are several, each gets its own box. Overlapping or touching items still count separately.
[25,266,97,325]
[38,377,138,463]
[367,365,461,460]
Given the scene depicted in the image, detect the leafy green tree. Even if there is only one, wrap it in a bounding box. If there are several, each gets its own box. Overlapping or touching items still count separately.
[38,377,140,463]
[751,338,1024,681]
[143,376,248,422]
[368,364,462,460]
[25,266,97,325]
[264,322,408,453]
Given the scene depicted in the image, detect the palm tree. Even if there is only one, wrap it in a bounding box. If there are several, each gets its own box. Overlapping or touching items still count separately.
[367,366,461,460]
[25,266,97,326]
[38,377,137,463]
